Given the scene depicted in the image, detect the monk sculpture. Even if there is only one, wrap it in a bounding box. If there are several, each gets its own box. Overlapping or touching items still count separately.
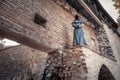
[72,15,87,46]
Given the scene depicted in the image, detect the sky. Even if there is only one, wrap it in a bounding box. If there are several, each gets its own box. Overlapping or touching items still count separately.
[0,0,119,46]
[99,0,119,22]
[0,39,20,47]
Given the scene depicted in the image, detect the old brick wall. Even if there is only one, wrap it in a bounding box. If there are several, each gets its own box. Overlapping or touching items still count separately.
[83,25,98,51]
[103,23,120,64]
[0,45,47,80]
[0,0,97,51]
[80,23,120,80]
[37,47,88,80]
[82,46,120,80]
[1,0,120,80]
[0,45,88,80]
[82,23,120,80]
[0,0,74,51]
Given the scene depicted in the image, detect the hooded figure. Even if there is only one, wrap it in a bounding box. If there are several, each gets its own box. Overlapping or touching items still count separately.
[72,15,87,46]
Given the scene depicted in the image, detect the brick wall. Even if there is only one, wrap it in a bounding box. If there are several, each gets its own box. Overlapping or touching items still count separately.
[0,45,47,80]
[35,47,88,80]
[0,45,89,80]
[81,23,120,80]
[0,0,73,51]
[0,0,97,51]
[82,46,120,80]
[0,0,120,80]
[103,23,120,64]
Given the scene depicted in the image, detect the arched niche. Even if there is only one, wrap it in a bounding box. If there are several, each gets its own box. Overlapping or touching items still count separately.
[98,64,115,80]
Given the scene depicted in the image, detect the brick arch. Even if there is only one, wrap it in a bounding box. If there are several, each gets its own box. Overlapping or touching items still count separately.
[98,64,115,80]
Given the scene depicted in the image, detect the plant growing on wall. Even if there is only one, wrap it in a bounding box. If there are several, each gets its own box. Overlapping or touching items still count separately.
[113,0,120,10]
[113,0,120,26]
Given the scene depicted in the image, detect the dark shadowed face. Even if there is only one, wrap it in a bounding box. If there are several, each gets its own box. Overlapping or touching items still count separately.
[75,15,79,20]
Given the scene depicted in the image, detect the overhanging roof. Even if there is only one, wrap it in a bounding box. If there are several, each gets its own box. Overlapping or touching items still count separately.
[94,0,119,29]
[67,0,119,29]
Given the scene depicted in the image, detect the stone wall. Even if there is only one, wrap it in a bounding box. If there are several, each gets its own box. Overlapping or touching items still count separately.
[0,44,119,80]
[38,47,88,80]
[81,22,120,80]
[94,25,114,57]
[0,0,120,80]
[0,45,88,80]
[0,45,47,80]
[103,23,120,64]
[0,0,97,51]
[82,46,120,80]
[0,0,74,51]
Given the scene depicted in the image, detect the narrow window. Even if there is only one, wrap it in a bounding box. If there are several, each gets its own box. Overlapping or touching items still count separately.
[34,13,47,27]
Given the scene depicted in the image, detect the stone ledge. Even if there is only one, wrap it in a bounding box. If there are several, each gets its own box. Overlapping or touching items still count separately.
[71,45,117,62]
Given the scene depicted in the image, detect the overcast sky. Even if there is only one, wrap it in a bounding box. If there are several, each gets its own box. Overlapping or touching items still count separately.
[99,0,119,22]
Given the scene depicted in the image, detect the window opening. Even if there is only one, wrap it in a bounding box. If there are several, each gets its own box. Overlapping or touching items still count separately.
[34,13,47,27]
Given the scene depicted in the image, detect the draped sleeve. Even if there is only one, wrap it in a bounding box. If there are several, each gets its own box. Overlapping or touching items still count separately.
[72,20,84,29]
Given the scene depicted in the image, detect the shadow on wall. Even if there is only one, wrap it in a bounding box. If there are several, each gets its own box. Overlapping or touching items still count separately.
[63,24,72,48]
[98,64,116,80]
